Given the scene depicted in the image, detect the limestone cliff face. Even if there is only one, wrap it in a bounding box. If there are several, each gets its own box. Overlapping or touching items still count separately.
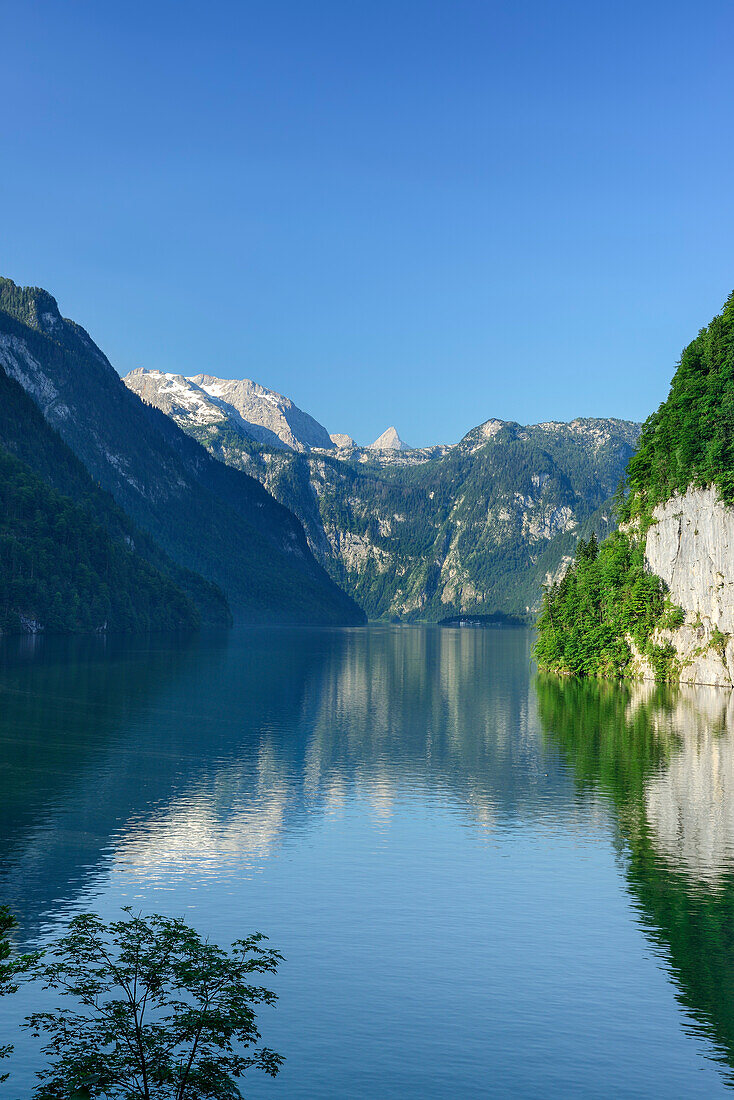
[646,488,734,631]
[632,487,734,686]
[124,369,335,452]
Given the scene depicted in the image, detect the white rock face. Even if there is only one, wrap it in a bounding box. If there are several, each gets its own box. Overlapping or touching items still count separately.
[0,333,60,413]
[191,374,334,450]
[630,486,734,686]
[124,369,334,452]
[330,432,356,449]
[124,368,231,429]
[370,426,409,451]
[646,487,734,632]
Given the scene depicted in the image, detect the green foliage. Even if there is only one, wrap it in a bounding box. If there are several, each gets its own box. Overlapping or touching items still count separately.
[621,290,734,519]
[25,909,283,1099]
[536,291,734,681]
[534,530,677,680]
[536,677,734,1073]
[0,446,200,634]
[0,907,36,1082]
[0,362,230,629]
[0,279,364,627]
[660,603,685,631]
[535,675,678,800]
[0,907,16,1080]
[187,417,638,621]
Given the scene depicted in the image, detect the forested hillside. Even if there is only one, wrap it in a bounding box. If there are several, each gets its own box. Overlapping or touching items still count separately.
[0,278,365,626]
[620,290,734,516]
[0,363,230,629]
[0,445,199,633]
[0,367,209,633]
[535,292,734,680]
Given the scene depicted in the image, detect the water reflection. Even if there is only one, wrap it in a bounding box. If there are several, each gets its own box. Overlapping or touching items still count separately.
[0,628,610,925]
[101,628,608,888]
[642,688,734,886]
[3,630,734,1094]
[537,676,734,1078]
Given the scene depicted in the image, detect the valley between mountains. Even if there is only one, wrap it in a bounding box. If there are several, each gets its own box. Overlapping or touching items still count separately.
[124,369,639,622]
[0,275,638,633]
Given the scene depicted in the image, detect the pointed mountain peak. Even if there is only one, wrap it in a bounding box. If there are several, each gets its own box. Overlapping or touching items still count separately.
[370,426,410,451]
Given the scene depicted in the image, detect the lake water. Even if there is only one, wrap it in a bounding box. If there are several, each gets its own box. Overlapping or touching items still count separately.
[2,625,734,1096]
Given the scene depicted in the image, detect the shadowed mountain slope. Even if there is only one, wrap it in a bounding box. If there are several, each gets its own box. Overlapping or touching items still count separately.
[0,278,365,625]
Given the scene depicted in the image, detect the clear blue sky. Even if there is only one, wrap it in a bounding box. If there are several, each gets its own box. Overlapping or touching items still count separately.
[2,0,733,446]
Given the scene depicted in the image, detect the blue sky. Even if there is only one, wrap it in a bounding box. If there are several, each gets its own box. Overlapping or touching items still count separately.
[1,0,733,446]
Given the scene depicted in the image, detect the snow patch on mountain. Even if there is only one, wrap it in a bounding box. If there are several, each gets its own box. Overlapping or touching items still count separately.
[124,369,334,452]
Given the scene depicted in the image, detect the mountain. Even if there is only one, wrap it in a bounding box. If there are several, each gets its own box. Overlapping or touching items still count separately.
[0,279,365,626]
[535,291,734,685]
[370,426,410,451]
[330,432,356,450]
[127,364,640,622]
[0,365,208,633]
[125,367,334,451]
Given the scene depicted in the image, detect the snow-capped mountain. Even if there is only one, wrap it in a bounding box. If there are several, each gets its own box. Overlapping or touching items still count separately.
[124,369,334,451]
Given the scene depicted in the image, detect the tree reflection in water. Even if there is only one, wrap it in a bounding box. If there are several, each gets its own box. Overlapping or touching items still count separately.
[537,675,734,1081]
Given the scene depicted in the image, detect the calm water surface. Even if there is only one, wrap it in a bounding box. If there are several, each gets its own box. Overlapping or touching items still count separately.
[2,625,734,1096]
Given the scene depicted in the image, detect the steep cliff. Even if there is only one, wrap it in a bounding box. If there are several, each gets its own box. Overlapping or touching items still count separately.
[125,368,335,450]
[0,365,209,633]
[536,290,734,684]
[629,487,734,686]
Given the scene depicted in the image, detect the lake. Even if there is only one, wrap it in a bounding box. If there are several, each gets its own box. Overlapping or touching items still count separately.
[2,625,734,1096]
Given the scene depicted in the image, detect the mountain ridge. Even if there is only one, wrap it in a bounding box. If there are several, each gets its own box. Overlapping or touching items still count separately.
[0,278,365,626]
[125,367,335,452]
[370,426,410,451]
[0,363,217,633]
[127,364,640,621]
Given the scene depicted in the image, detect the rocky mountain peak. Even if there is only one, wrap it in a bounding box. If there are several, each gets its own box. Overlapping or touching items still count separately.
[124,370,335,452]
[370,426,409,451]
[330,432,356,449]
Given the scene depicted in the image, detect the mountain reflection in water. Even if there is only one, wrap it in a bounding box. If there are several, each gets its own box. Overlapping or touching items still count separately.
[2,628,734,1096]
[1,628,562,924]
[538,676,734,1079]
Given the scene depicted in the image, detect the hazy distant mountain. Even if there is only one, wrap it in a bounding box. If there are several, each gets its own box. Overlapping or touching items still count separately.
[125,368,334,451]
[0,278,364,626]
[370,426,410,451]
